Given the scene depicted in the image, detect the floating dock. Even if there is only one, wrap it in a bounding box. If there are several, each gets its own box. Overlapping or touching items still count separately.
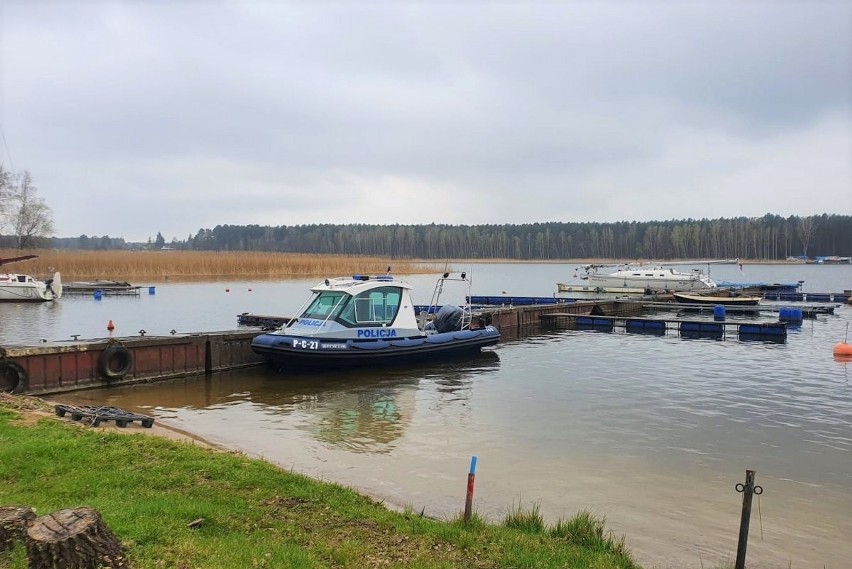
[237,313,290,328]
[541,313,787,341]
[471,296,836,317]
[549,286,850,304]
[633,300,834,317]
[761,291,850,303]
[0,331,261,396]
[63,281,155,296]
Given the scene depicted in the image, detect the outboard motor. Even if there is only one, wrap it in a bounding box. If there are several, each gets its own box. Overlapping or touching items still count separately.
[434,304,464,333]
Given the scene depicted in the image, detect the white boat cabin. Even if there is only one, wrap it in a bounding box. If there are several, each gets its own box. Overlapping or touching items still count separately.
[276,275,423,340]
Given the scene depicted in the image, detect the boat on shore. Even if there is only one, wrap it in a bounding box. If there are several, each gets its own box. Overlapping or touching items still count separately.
[580,264,718,292]
[0,255,62,302]
[251,271,500,371]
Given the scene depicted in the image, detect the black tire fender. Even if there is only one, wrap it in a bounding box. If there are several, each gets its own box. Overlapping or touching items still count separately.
[99,345,133,380]
[0,361,28,394]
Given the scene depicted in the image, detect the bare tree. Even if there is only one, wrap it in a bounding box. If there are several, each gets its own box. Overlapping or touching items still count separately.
[796,216,818,257]
[9,171,55,249]
[0,164,14,224]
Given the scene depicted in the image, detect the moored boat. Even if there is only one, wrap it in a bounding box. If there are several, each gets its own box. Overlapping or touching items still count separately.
[556,283,648,295]
[581,264,717,292]
[0,255,62,302]
[251,271,500,371]
[673,292,761,306]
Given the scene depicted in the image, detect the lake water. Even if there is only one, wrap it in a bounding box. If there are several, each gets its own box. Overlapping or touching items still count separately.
[2,262,851,568]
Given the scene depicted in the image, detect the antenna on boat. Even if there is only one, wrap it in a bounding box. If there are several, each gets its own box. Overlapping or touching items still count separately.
[460,267,473,330]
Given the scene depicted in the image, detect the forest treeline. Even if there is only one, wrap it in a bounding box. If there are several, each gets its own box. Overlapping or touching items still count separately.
[44,213,852,260]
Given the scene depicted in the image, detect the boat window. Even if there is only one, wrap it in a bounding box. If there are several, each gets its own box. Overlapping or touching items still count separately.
[300,291,349,320]
[336,286,401,327]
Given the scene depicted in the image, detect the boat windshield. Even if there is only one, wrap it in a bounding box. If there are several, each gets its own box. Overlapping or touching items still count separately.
[336,286,401,327]
[299,287,402,327]
[300,291,348,320]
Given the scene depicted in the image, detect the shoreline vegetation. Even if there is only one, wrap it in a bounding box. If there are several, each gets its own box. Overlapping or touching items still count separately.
[2,249,806,280]
[0,250,437,280]
[0,394,640,569]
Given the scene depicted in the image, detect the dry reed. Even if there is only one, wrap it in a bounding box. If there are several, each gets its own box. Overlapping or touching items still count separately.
[0,250,433,280]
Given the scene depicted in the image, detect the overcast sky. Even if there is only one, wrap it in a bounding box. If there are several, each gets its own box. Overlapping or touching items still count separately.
[1,1,850,242]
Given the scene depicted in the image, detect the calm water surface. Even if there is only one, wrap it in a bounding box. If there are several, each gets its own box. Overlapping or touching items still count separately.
[3,263,851,568]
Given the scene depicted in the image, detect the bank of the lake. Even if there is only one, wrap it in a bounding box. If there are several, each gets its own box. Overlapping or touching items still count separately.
[0,395,639,569]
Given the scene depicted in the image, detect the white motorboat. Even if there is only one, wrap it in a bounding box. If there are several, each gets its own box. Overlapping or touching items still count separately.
[252,270,500,371]
[580,264,717,292]
[0,255,62,302]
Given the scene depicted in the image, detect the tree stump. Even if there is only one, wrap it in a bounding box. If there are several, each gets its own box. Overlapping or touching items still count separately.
[0,506,36,551]
[25,508,130,569]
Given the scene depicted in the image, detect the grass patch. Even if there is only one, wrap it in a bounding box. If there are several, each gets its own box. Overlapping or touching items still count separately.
[503,500,546,534]
[503,503,631,559]
[550,509,629,557]
[0,399,640,568]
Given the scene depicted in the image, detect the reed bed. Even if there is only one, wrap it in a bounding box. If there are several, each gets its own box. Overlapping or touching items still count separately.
[0,250,433,280]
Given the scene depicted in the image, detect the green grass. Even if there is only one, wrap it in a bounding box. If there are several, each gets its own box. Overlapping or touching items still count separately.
[503,499,546,534]
[0,401,640,568]
[550,510,629,557]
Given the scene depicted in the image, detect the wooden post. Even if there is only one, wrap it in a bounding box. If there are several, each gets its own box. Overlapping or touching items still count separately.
[25,507,130,569]
[0,506,36,551]
[463,455,478,523]
[735,469,761,569]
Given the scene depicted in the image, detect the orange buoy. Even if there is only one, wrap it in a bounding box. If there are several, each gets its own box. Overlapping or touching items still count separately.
[834,342,852,356]
[107,320,115,332]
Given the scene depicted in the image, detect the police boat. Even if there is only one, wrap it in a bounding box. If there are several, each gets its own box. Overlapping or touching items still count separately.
[251,271,500,371]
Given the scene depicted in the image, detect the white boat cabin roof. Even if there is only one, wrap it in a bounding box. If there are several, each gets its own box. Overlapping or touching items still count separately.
[310,275,413,295]
[0,273,38,283]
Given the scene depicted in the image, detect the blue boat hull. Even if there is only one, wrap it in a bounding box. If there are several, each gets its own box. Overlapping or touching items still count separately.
[251,326,500,371]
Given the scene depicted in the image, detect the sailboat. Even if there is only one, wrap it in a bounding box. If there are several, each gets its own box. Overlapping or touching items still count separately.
[572,259,737,293]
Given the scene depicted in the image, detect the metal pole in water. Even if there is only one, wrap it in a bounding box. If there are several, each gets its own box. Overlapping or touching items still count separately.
[463,455,478,523]
[734,469,763,569]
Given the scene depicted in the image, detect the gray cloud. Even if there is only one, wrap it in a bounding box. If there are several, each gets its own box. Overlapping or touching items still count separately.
[2,1,850,241]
